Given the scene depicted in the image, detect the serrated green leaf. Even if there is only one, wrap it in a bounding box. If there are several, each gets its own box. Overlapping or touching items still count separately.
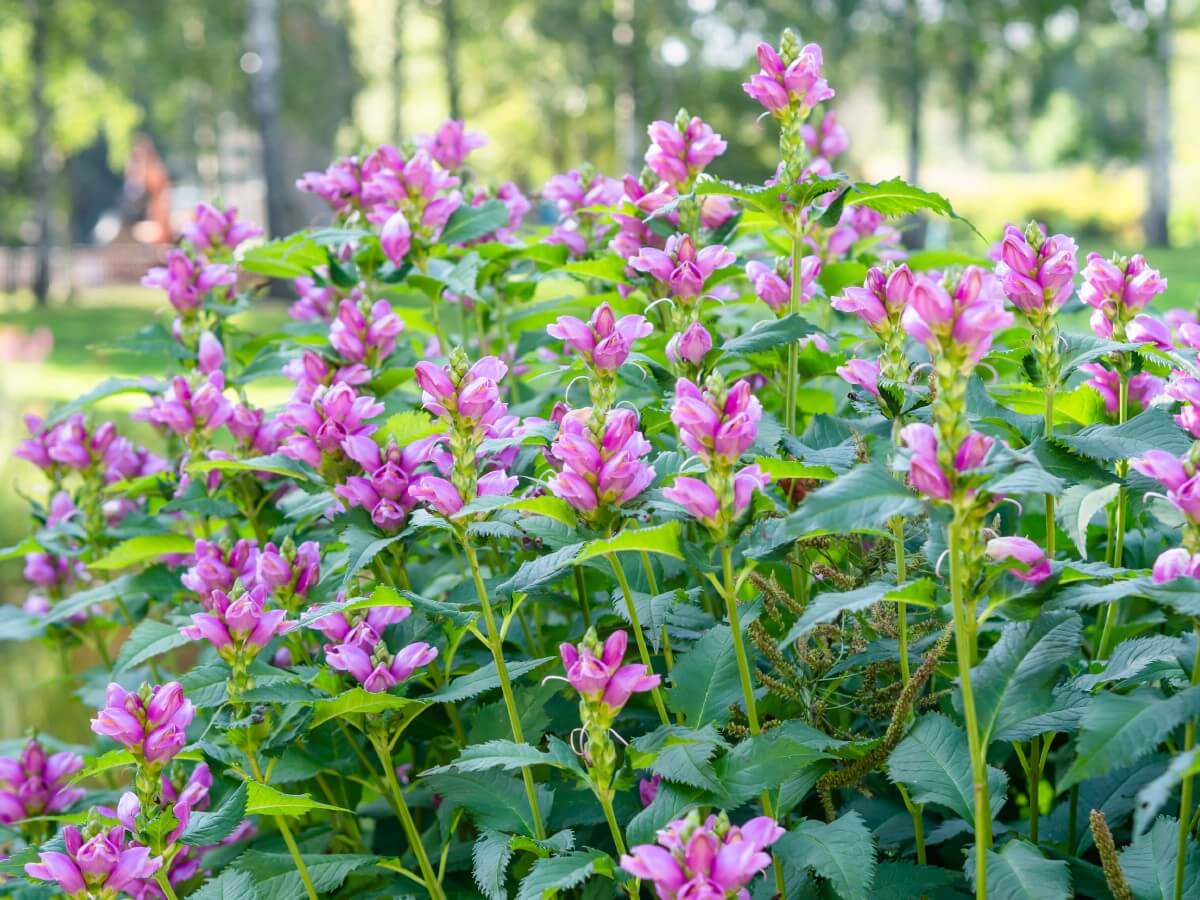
[888,713,1008,824]
[310,687,422,728]
[784,579,936,643]
[504,495,579,528]
[966,840,1071,900]
[189,869,261,900]
[1135,749,1200,837]
[496,543,583,596]
[115,618,192,671]
[667,625,742,727]
[378,410,437,447]
[576,522,682,563]
[182,784,248,846]
[1066,483,1121,559]
[559,254,628,283]
[515,849,612,900]
[1060,687,1200,790]
[721,314,818,356]
[422,740,555,776]
[428,656,553,703]
[427,770,553,837]
[871,860,965,899]
[1075,636,1185,691]
[1120,815,1200,900]
[438,200,509,245]
[715,728,828,805]
[1055,408,1191,462]
[752,457,836,481]
[776,812,877,900]
[244,782,346,816]
[44,377,157,426]
[189,453,317,481]
[473,830,514,900]
[90,534,195,571]
[234,851,375,900]
[239,233,326,278]
[972,611,1083,745]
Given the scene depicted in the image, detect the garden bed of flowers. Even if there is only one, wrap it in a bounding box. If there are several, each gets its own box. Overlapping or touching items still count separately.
[4,28,1200,900]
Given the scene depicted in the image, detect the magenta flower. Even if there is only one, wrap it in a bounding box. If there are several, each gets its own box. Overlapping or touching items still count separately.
[832,265,911,331]
[1127,314,1173,351]
[0,739,85,824]
[330,298,404,365]
[279,382,384,469]
[547,407,654,517]
[297,154,368,215]
[180,585,297,661]
[1153,548,1200,584]
[986,536,1051,583]
[559,630,660,715]
[745,255,821,314]
[994,223,1078,314]
[836,358,882,399]
[283,347,372,404]
[1132,450,1200,524]
[630,234,735,301]
[311,603,410,650]
[620,811,784,899]
[141,249,236,314]
[542,169,623,218]
[666,322,713,368]
[1169,372,1200,438]
[671,377,762,465]
[181,539,258,607]
[409,469,517,517]
[26,823,161,899]
[415,356,508,428]
[417,119,487,171]
[743,38,834,114]
[1080,252,1168,340]
[801,110,849,160]
[381,210,412,265]
[899,422,994,502]
[196,331,224,374]
[1080,364,1164,418]
[546,303,652,372]
[901,267,1013,365]
[289,274,341,322]
[326,639,438,693]
[336,435,435,531]
[15,413,131,475]
[665,466,769,531]
[90,682,195,768]
[645,115,727,188]
[639,773,662,808]
[181,202,262,252]
[135,373,233,437]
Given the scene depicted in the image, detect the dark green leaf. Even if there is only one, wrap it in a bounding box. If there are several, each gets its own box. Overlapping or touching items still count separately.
[182,784,248,846]
[776,812,877,900]
[666,625,742,727]
[515,849,612,900]
[438,201,509,245]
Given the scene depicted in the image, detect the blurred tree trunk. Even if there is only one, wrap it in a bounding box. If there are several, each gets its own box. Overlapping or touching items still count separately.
[29,0,52,306]
[1143,0,1172,247]
[902,0,926,249]
[613,0,638,173]
[393,0,406,143]
[440,0,461,119]
[246,0,291,238]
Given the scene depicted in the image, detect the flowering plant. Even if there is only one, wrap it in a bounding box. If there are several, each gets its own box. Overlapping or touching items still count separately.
[4,26,1199,900]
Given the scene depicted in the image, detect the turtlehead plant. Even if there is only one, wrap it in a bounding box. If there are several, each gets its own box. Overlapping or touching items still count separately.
[5,28,1200,900]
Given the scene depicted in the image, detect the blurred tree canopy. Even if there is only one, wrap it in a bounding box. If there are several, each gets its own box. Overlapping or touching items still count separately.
[0,0,1194,281]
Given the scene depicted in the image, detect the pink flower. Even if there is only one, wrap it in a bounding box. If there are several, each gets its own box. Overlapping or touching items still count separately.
[836,358,881,399]
[559,630,660,714]
[899,423,951,501]
[901,268,1013,364]
[26,825,161,897]
[279,382,384,469]
[415,356,508,426]
[801,110,849,160]
[639,773,662,808]
[1080,365,1164,417]
[1153,548,1200,583]
[664,465,768,529]
[417,119,487,170]
[547,303,652,372]
[743,38,834,114]
[630,234,735,301]
[141,249,236,314]
[330,298,404,365]
[196,331,224,374]
[671,377,762,465]
[181,202,262,252]
[0,739,85,823]
[1127,314,1173,351]
[666,322,712,367]
[986,536,1051,583]
[993,223,1078,314]
[645,115,727,188]
[547,407,654,516]
[135,373,233,437]
[620,811,784,899]
[336,435,435,531]
[91,682,195,768]
[381,210,412,264]
[180,585,296,660]
[745,255,821,313]
[326,640,438,693]
[1080,252,1168,339]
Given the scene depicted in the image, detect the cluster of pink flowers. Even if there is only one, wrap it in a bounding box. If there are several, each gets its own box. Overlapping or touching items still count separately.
[136,373,233,438]
[631,234,734,304]
[181,539,258,604]
[743,38,834,115]
[329,298,404,367]
[141,249,236,316]
[417,119,486,171]
[1080,364,1163,418]
[313,604,438,693]
[289,272,363,322]
[901,267,1013,364]
[666,321,713,370]
[91,682,195,769]
[985,536,1051,584]
[181,203,262,254]
[547,407,654,518]
[1080,252,1168,341]
[179,584,297,661]
[801,111,848,164]
[993,223,1078,314]
[644,114,726,189]
[543,168,623,257]
[745,255,822,314]
[279,382,384,472]
[25,821,162,899]
[609,175,733,267]
[547,303,651,374]
[336,435,435,531]
[0,738,85,825]
[620,810,784,899]
[17,415,162,482]
[899,423,993,502]
[560,630,660,719]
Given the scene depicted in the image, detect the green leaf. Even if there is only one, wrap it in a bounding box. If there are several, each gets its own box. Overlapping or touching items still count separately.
[626,781,704,847]
[182,784,248,846]
[115,619,192,671]
[972,611,1083,745]
[422,740,555,776]
[239,233,326,278]
[439,201,514,245]
[244,782,346,817]
[1060,687,1200,790]
[559,254,629,283]
[775,812,877,900]
[189,453,317,481]
[966,840,1071,900]
[0,535,40,561]
[647,735,725,797]
[503,495,579,528]
[497,544,583,596]
[89,533,195,571]
[1075,636,1185,692]
[428,656,553,703]
[44,377,157,426]
[234,851,376,900]
[667,624,743,727]
[1120,815,1200,900]
[888,713,1008,824]
[427,770,553,837]
[378,410,437,447]
[871,860,965,899]
[338,523,405,589]
[1134,749,1200,836]
[310,688,422,728]
[1055,408,1191,462]
[715,728,828,805]
[1062,483,1121,558]
[784,579,936,643]
[189,869,261,900]
[752,457,836,482]
[473,830,514,900]
[515,849,612,900]
[844,177,981,237]
[720,314,818,356]
[576,522,683,563]
[744,463,923,556]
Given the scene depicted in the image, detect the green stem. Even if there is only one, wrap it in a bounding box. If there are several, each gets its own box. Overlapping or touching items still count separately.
[892,517,910,685]
[949,519,990,897]
[246,752,319,900]
[607,553,670,725]
[1175,623,1200,900]
[462,537,547,839]
[1098,374,1130,660]
[372,734,446,900]
[1029,734,1040,846]
[640,550,675,675]
[897,782,927,864]
[784,231,803,435]
[154,870,180,900]
[1044,383,1056,560]
[595,787,628,857]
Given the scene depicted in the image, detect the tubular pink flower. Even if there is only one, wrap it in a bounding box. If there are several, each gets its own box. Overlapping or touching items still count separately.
[645,115,727,188]
[1153,548,1200,583]
[91,683,195,768]
[629,235,734,301]
[547,303,651,372]
[417,119,486,170]
[181,202,262,252]
[547,407,653,517]
[0,739,85,823]
[141,249,236,314]
[743,38,834,114]
[836,358,881,399]
[666,322,713,367]
[671,377,762,465]
[986,536,1051,583]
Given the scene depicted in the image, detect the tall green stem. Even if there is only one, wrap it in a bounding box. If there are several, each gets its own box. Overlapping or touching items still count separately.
[892,517,910,685]
[949,520,990,897]
[463,537,547,839]
[371,733,446,900]
[1175,623,1200,900]
[1098,374,1130,659]
[1044,384,1057,560]
[246,752,319,900]
[784,231,803,435]
[154,870,180,900]
[607,553,670,725]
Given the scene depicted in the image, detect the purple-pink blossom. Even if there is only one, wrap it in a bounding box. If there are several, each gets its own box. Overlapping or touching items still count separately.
[801,111,849,160]
[620,810,784,899]
[329,298,404,366]
[666,322,713,368]
[25,824,161,898]
[1079,364,1164,418]
[336,435,436,530]
[559,630,660,715]
[1132,450,1200,524]
[181,539,258,607]
[180,585,297,660]
[986,536,1051,583]
[1152,548,1200,584]
[311,603,411,650]
[547,303,652,372]
[181,203,262,252]
[135,373,233,437]
[743,38,834,114]
[671,377,762,465]
[832,265,914,329]
[1080,252,1168,340]
[836,358,882,399]
[90,682,195,768]
[0,739,85,824]
[417,119,487,170]
[547,407,654,517]
[279,382,384,469]
[664,466,769,529]
[645,115,727,188]
[326,639,438,693]
[141,249,236,314]
[630,234,735,302]
[745,255,821,314]
[899,423,994,502]
[993,223,1078,314]
[901,267,1013,365]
